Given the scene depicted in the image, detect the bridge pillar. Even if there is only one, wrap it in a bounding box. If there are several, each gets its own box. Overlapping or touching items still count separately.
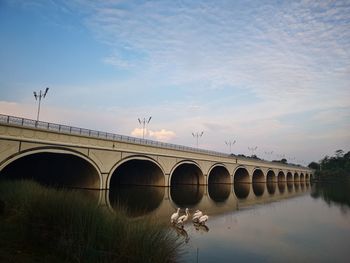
[101,173,109,190]
[164,173,170,187]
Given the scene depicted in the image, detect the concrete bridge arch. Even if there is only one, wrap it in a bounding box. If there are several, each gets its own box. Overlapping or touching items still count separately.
[0,146,102,189]
[233,166,250,183]
[207,163,231,185]
[107,155,166,188]
[169,160,204,186]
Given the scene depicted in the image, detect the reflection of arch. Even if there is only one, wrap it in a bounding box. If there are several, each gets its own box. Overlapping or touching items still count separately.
[252,168,264,183]
[305,174,309,181]
[108,186,164,217]
[208,163,230,184]
[266,170,276,182]
[278,171,285,182]
[234,183,250,199]
[0,147,102,189]
[286,172,293,182]
[108,156,165,188]
[170,185,204,207]
[287,182,293,192]
[252,182,265,196]
[294,181,300,192]
[278,182,286,194]
[208,184,231,203]
[170,160,204,185]
[294,172,299,182]
[267,181,276,195]
[233,166,250,183]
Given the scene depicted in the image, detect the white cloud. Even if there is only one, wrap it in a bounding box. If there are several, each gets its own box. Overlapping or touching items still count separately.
[131,128,176,142]
[130,128,144,137]
[149,129,176,141]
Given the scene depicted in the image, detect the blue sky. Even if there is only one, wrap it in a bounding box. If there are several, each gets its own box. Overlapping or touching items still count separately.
[1,0,349,164]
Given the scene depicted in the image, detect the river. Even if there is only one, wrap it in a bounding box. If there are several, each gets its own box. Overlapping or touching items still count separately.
[99,181,350,262]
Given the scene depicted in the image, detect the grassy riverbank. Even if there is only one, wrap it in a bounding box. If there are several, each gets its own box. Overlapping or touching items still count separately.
[0,180,182,263]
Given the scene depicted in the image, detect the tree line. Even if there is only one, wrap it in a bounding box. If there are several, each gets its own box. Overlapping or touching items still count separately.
[308,150,350,180]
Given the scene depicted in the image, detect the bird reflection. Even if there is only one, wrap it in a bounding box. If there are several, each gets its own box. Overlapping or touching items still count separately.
[172,225,190,243]
[194,222,210,233]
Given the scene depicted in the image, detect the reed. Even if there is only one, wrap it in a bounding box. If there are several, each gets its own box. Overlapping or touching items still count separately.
[0,180,183,263]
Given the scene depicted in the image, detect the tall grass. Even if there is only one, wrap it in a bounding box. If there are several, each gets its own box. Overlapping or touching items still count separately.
[0,180,183,263]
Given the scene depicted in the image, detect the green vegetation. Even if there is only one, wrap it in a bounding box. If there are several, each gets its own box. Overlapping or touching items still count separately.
[309,150,350,181]
[0,180,183,263]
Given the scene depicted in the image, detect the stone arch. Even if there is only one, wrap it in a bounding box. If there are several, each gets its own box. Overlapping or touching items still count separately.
[233,166,250,183]
[207,163,231,184]
[170,160,204,186]
[108,155,165,188]
[300,173,305,181]
[0,146,102,189]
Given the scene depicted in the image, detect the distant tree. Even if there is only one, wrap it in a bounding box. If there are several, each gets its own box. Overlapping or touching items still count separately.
[310,150,350,180]
[335,149,344,158]
[272,158,287,164]
[308,161,320,171]
[251,154,260,160]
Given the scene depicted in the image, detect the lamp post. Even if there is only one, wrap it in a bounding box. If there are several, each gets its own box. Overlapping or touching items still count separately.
[248,146,258,157]
[33,87,49,122]
[225,140,236,153]
[138,116,152,139]
[192,131,204,148]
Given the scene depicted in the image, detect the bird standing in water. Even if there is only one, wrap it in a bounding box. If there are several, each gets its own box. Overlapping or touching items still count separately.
[192,210,203,222]
[198,214,209,225]
[170,208,180,224]
[177,208,189,227]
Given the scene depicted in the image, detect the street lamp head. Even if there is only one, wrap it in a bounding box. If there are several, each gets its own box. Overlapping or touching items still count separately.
[33,91,37,100]
[43,87,49,97]
[148,116,152,123]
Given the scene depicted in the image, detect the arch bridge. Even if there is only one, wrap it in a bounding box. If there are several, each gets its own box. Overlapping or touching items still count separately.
[0,115,313,190]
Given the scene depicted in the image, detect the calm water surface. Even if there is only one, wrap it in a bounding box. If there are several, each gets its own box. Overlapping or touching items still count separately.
[107,181,350,262]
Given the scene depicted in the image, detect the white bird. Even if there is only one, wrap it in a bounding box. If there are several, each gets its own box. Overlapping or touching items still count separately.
[192,210,203,222]
[198,214,209,225]
[177,208,189,227]
[170,208,180,224]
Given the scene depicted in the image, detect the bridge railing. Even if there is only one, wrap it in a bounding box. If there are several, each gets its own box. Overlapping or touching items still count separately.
[0,114,231,158]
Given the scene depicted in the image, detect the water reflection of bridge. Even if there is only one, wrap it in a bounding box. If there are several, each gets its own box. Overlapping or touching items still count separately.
[106,182,311,223]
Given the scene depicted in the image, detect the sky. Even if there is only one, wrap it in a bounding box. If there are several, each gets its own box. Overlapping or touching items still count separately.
[0,0,349,165]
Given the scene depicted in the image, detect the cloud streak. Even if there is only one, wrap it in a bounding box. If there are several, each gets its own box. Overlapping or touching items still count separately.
[1,0,349,164]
